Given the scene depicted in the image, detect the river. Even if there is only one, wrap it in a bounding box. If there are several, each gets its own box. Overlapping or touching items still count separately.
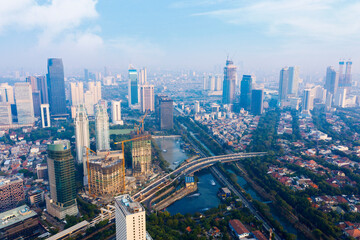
[155,137,189,170]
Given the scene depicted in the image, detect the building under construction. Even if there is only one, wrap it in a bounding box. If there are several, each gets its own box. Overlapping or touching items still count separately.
[88,151,125,198]
[131,135,152,177]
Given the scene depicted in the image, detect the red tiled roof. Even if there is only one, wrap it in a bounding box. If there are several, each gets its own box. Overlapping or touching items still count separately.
[229,219,249,235]
[252,230,267,240]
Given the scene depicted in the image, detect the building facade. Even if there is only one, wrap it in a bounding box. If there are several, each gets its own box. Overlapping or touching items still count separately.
[0,176,25,213]
[324,66,339,96]
[251,89,264,115]
[70,82,84,106]
[155,95,174,130]
[111,100,123,125]
[0,102,12,125]
[132,137,152,177]
[14,82,34,125]
[139,84,154,112]
[240,75,253,111]
[40,104,51,128]
[47,58,67,116]
[222,60,237,105]
[128,66,138,106]
[95,102,110,151]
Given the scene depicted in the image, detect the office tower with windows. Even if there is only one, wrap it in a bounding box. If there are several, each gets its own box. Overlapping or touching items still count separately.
[251,89,264,115]
[138,68,147,85]
[132,136,152,177]
[47,58,67,116]
[334,88,347,107]
[75,105,90,185]
[115,194,146,240]
[287,66,299,96]
[111,100,123,125]
[0,83,14,104]
[324,66,339,95]
[303,89,314,111]
[70,82,84,106]
[26,76,41,117]
[128,66,138,106]
[84,69,89,82]
[194,100,200,113]
[84,81,101,116]
[41,104,50,128]
[36,76,48,104]
[46,140,78,219]
[95,102,110,151]
[139,84,154,112]
[240,75,253,111]
[14,82,34,125]
[0,102,12,125]
[155,95,173,130]
[0,176,25,213]
[222,59,237,105]
[279,67,289,103]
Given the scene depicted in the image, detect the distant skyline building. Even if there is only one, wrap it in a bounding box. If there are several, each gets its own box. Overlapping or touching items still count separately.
[334,88,347,107]
[128,66,138,106]
[278,67,289,104]
[139,84,154,113]
[194,100,200,113]
[303,89,314,111]
[40,104,50,128]
[287,66,299,96]
[36,76,48,104]
[84,68,89,82]
[84,81,101,116]
[95,101,110,151]
[138,68,147,85]
[14,82,34,125]
[0,83,14,104]
[338,60,352,91]
[75,104,90,185]
[0,102,12,125]
[47,58,67,116]
[240,75,253,111]
[155,95,173,130]
[111,100,123,125]
[324,66,339,95]
[70,82,84,106]
[115,194,146,240]
[46,140,78,219]
[222,59,237,105]
[251,89,264,115]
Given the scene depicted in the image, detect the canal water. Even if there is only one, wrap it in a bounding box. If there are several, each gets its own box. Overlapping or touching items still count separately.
[226,167,305,239]
[166,170,221,215]
[155,137,189,170]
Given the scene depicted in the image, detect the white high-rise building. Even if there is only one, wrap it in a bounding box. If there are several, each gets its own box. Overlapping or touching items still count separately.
[88,81,102,102]
[0,83,15,104]
[95,101,110,151]
[115,194,146,240]
[70,82,84,106]
[138,68,147,85]
[215,75,222,91]
[334,88,347,108]
[84,81,101,116]
[139,85,154,112]
[14,82,34,125]
[288,66,299,96]
[40,104,50,128]
[0,102,12,125]
[194,100,200,113]
[75,105,90,184]
[209,75,216,91]
[303,89,314,111]
[111,100,123,125]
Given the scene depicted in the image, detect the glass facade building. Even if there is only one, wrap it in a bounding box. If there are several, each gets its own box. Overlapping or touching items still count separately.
[47,58,67,116]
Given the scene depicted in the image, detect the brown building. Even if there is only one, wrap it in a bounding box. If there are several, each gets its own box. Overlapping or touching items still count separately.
[131,136,152,177]
[0,205,39,240]
[88,151,125,197]
[0,176,25,213]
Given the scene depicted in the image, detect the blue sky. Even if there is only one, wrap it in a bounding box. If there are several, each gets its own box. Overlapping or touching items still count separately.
[0,0,359,75]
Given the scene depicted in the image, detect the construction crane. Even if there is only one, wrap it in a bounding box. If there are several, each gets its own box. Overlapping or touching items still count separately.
[134,111,149,135]
[85,147,97,197]
[114,134,151,192]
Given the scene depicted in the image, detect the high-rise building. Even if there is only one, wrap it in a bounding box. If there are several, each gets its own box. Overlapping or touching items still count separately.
[251,89,264,115]
[70,82,84,106]
[111,100,123,125]
[240,75,253,111]
[84,68,89,82]
[132,136,152,177]
[194,100,200,113]
[0,83,14,104]
[287,66,299,96]
[95,101,110,151]
[26,76,38,91]
[338,60,345,86]
[88,151,125,197]
[303,89,314,111]
[222,60,237,105]
[36,76,48,104]
[47,58,67,116]
[155,95,173,130]
[0,102,12,125]
[0,176,25,213]
[215,75,222,91]
[84,81,101,116]
[46,140,78,219]
[338,60,353,91]
[128,66,138,106]
[279,67,289,104]
[334,88,347,108]
[14,82,34,125]
[138,68,147,85]
[32,91,41,117]
[75,105,90,185]
[40,104,51,128]
[324,66,339,95]
[139,84,154,112]
[115,194,146,240]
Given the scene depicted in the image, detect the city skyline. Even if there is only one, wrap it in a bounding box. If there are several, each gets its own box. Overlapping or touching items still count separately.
[0,1,359,75]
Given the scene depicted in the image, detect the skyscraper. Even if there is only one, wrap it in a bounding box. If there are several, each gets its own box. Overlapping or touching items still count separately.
[324,66,339,95]
[240,75,253,111]
[155,95,173,130]
[303,89,314,111]
[251,89,264,115]
[0,83,14,104]
[84,81,101,116]
[75,105,90,185]
[222,59,237,105]
[128,66,138,106]
[95,101,110,151]
[279,67,289,103]
[111,100,123,125]
[115,194,146,240]
[70,82,84,106]
[14,82,34,125]
[334,88,347,107]
[36,76,48,104]
[287,66,299,96]
[26,76,41,117]
[84,69,89,82]
[0,102,12,125]
[132,137,152,177]
[139,84,154,112]
[138,68,147,85]
[46,140,78,219]
[47,58,67,116]
[40,104,50,128]
[338,60,353,91]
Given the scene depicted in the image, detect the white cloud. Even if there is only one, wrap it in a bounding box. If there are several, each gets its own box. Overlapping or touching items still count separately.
[193,0,360,41]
